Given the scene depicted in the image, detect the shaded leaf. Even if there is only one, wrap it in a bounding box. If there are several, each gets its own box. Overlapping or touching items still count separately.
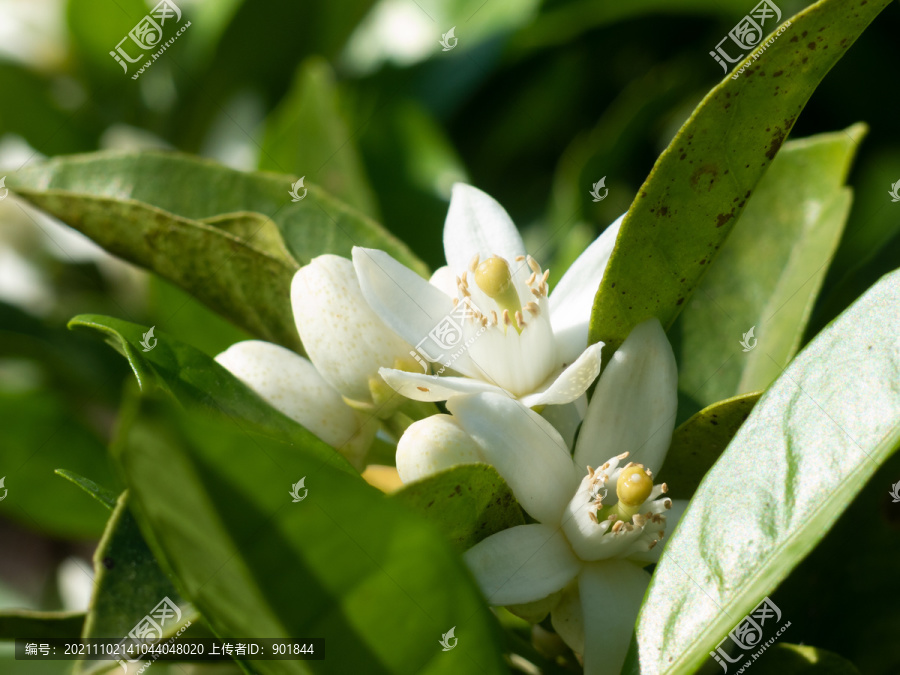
[673,125,863,409]
[588,0,890,357]
[260,57,378,218]
[114,396,509,674]
[67,314,356,476]
[0,610,85,639]
[76,492,196,674]
[661,392,760,500]
[391,464,525,551]
[54,469,118,511]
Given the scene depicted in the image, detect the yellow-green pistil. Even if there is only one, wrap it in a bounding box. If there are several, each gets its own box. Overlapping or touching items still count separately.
[615,465,654,519]
[474,256,523,334]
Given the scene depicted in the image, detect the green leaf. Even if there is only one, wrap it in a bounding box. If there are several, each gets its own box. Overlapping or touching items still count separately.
[588,0,890,356]
[391,464,525,551]
[67,314,356,476]
[661,392,760,500]
[77,492,196,674]
[54,470,118,511]
[0,610,85,639]
[752,643,861,675]
[0,390,118,539]
[260,57,378,218]
[199,212,300,267]
[8,151,428,275]
[628,268,900,675]
[114,396,508,674]
[672,125,863,409]
[7,190,302,352]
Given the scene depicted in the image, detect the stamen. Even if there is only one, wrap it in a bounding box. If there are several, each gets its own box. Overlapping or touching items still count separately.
[469,254,480,272]
[526,271,536,285]
[515,255,525,262]
[527,256,540,274]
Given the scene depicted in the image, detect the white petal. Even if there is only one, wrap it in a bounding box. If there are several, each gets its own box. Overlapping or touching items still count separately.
[215,341,373,466]
[579,560,651,675]
[520,341,604,407]
[378,368,502,402]
[574,318,678,473]
[352,247,483,379]
[540,396,588,448]
[464,524,581,606]
[550,214,624,363]
[448,393,580,524]
[292,255,412,403]
[395,414,484,483]
[551,580,584,656]
[628,498,689,564]
[443,183,525,271]
[429,265,457,296]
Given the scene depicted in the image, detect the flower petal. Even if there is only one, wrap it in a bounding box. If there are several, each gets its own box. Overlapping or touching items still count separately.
[215,340,373,467]
[464,524,581,606]
[520,341,604,407]
[395,414,484,483]
[378,367,502,402]
[578,560,651,675]
[539,396,588,448]
[550,580,584,656]
[574,318,678,473]
[448,392,580,524]
[352,247,483,379]
[549,214,624,363]
[628,498,689,564]
[292,254,412,403]
[429,265,457,296]
[443,183,525,271]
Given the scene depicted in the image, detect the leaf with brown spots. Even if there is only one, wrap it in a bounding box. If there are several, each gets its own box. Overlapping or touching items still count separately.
[588,0,891,358]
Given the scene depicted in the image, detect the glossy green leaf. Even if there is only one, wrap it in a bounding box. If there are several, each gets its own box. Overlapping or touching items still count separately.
[0,390,118,539]
[260,57,378,218]
[115,396,508,674]
[661,392,760,499]
[391,464,525,551]
[54,469,118,511]
[7,190,301,352]
[8,151,428,275]
[752,643,861,675]
[67,314,356,476]
[77,492,196,674]
[588,0,890,357]
[673,125,863,409]
[628,268,900,675]
[0,610,84,639]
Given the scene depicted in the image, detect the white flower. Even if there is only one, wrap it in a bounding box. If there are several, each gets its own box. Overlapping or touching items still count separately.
[215,254,418,468]
[291,254,417,406]
[215,340,376,469]
[404,319,686,674]
[352,184,622,407]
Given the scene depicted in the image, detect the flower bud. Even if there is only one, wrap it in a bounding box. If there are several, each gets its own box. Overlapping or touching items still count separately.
[292,255,413,404]
[396,414,483,483]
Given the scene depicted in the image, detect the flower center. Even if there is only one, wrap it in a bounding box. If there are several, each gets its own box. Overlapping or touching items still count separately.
[474,256,523,334]
[564,452,673,561]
